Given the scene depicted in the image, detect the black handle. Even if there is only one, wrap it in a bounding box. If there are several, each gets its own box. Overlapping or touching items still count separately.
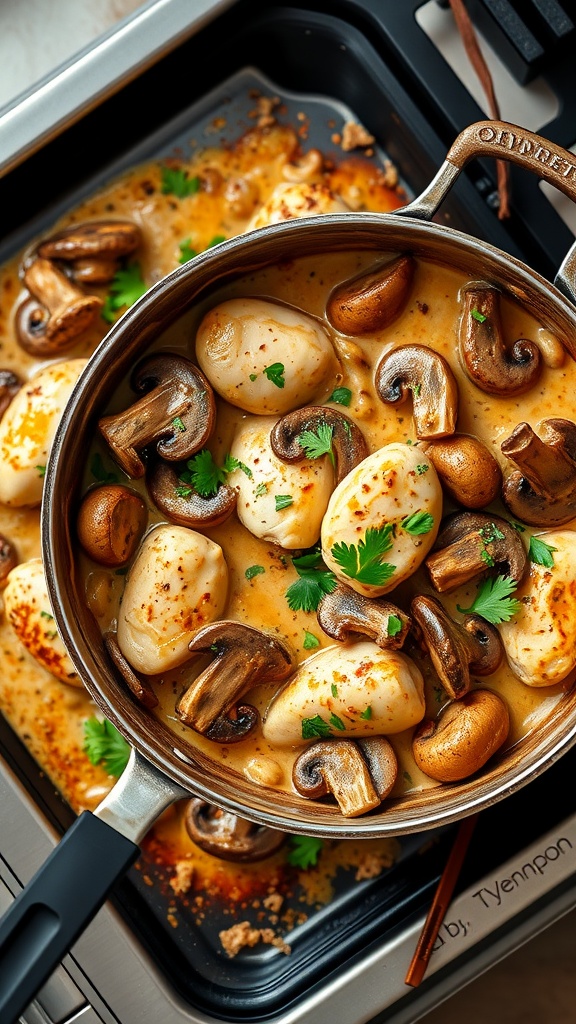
[0,810,139,1024]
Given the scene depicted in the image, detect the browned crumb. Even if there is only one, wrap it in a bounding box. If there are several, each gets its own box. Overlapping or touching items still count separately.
[381,158,399,188]
[219,920,291,958]
[169,859,195,895]
[249,94,281,128]
[341,122,375,152]
[354,851,394,881]
[263,892,284,914]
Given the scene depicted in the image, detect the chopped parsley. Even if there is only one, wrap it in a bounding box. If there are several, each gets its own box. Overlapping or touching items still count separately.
[172,416,186,433]
[90,451,118,484]
[83,717,130,777]
[303,630,320,650]
[40,610,54,620]
[177,449,251,498]
[479,523,505,544]
[457,574,522,625]
[249,373,258,382]
[160,166,200,198]
[206,234,227,247]
[245,564,265,580]
[286,835,324,869]
[528,535,557,568]
[387,614,403,637]
[328,386,352,407]
[285,549,337,613]
[329,712,346,731]
[470,308,487,323]
[275,494,293,511]
[409,382,422,398]
[263,362,285,388]
[36,465,46,478]
[301,714,332,739]
[331,525,395,587]
[415,464,429,475]
[102,263,147,323]
[401,511,435,535]
[254,482,268,498]
[360,705,372,720]
[178,238,198,264]
[298,422,335,467]
[331,683,338,698]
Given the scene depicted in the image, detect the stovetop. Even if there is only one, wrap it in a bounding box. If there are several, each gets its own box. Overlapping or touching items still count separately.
[1,2,576,1023]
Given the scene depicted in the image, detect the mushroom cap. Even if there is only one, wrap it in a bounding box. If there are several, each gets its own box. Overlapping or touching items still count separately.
[270,405,368,485]
[292,738,383,817]
[375,343,459,439]
[459,285,542,397]
[326,254,415,335]
[76,484,148,567]
[425,510,528,593]
[184,799,286,861]
[412,689,510,782]
[423,434,502,509]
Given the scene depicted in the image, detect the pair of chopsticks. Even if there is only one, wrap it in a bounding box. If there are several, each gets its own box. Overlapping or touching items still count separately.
[405,812,479,987]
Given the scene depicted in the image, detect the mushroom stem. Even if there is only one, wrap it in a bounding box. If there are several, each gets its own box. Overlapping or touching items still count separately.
[501,419,576,525]
[460,286,541,397]
[18,257,102,354]
[317,582,410,648]
[147,460,237,528]
[411,594,503,700]
[177,622,294,743]
[292,739,384,817]
[270,406,368,484]
[425,511,527,592]
[375,344,459,439]
[99,355,216,478]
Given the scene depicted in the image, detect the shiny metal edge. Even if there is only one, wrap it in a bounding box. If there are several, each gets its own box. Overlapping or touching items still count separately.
[2,749,576,1024]
[0,0,236,177]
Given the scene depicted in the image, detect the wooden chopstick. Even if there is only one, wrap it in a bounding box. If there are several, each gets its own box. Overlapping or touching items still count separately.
[405,812,479,987]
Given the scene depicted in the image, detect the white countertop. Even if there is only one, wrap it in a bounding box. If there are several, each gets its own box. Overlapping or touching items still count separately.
[1,3,575,1023]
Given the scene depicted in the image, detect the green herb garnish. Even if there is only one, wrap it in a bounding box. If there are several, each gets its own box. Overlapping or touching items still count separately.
[172,416,186,433]
[254,482,268,498]
[415,464,429,475]
[331,683,338,698]
[470,308,487,323]
[36,465,46,478]
[298,422,335,467]
[285,549,337,613]
[40,610,54,621]
[387,614,403,637]
[83,717,130,777]
[331,526,395,586]
[360,705,372,720]
[528,535,557,568]
[275,494,293,511]
[329,712,346,731]
[286,835,324,869]
[328,386,352,407]
[263,362,285,388]
[301,714,332,739]
[245,564,265,580]
[177,449,251,498]
[160,166,200,198]
[102,263,147,323]
[401,511,435,535]
[303,630,320,650]
[90,452,118,484]
[206,234,227,247]
[457,574,522,625]
[178,238,198,263]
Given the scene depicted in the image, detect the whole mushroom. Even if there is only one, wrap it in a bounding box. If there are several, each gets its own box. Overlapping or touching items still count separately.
[375,344,459,439]
[76,484,148,567]
[326,255,415,335]
[425,511,527,593]
[459,285,541,397]
[412,689,510,782]
[501,418,576,527]
[292,736,398,817]
[422,434,502,509]
[15,257,102,355]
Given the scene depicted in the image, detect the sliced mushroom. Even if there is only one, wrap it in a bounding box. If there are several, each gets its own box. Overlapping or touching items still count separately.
[76,484,148,567]
[422,434,502,509]
[184,800,286,861]
[412,689,510,782]
[326,255,415,335]
[16,257,102,355]
[0,533,18,587]
[460,286,542,396]
[411,594,503,700]
[147,460,237,528]
[501,418,576,526]
[425,511,527,593]
[37,219,141,284]
[177,622,294,743]
[292,737,397,817]
[270,406,368,484]
[99,354,216,478]
[317,582,410,649]
[375,344,459,439]
[0,370,21,421]
[104,631,158,709]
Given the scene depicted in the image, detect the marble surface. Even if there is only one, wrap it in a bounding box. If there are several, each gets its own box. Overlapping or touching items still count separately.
[0,2,575,1023]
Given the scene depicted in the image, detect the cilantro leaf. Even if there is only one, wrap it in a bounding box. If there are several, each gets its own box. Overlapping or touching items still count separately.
[401,511,435,535]
[298,423,335,467]
[83,717,130,777]
[285,551,337,613]
[263,362,285,388]
[528,535,557,568]
[328,386,352,407]
[301,714,331,739]
[286,835,324,869]
[222,453,252,479]
[360,705,372,720]
[457,574,522,625]
[331,526,395,586]
[329,712,346,731]
[303,630,320,650]
[245,564,265,580]
[180,449,225,497]
[102,263,147,323]
[161,166,200,198]
[387,614,403,637]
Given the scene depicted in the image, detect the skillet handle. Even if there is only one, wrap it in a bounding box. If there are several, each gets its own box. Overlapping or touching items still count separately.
[399,119,576,303]
[0,811,138,1024]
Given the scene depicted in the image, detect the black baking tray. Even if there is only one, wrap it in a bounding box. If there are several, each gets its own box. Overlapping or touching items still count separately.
[2,2,576,1020]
